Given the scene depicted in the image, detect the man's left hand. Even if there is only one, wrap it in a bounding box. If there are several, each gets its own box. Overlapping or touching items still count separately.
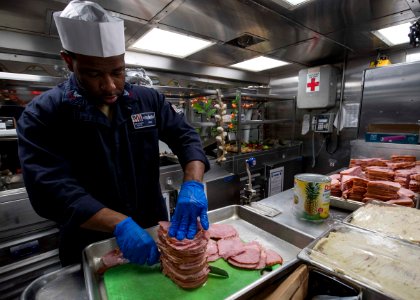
[169,180,209,240]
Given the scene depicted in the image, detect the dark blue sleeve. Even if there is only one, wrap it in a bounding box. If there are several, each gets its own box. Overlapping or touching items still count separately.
[17,91,105,229]
[140,88,210,172]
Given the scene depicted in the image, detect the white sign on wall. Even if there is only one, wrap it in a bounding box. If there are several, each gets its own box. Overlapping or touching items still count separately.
[268,166,284,196]
[306,67,320,93]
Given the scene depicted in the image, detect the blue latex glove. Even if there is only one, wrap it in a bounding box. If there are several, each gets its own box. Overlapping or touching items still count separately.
[169,180,209,240]
[114,217,159,265]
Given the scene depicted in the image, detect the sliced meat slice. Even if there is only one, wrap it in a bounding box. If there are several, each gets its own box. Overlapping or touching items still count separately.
[398,188,416,199]
[340,166,363,177]
[97,249,128,274]
[206,239,218,256]
[256,248,267,270]
[217,237,245,259]
[227,259,259,269]
[207,253,221,262]
[208,223,238,239]
[229,242,261,264]
[265,249,283,266]
[386,198,414,207]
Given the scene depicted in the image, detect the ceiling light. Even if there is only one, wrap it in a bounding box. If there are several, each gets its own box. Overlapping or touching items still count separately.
[283,0,311,5]
[269,0,312,9]
[130,28,214,58]
[406,51,420,62]
[230,56,289,72]
[372,22,411,46]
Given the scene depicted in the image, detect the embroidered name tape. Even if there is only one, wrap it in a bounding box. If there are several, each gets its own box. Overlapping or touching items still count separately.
[171,104,183,115]
[131,112,156,129]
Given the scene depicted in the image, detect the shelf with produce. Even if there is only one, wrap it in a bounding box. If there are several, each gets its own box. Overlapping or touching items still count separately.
[155,86,217,98]
[241,119,293,125]
[221,90,296,154]
[221,92,295,102]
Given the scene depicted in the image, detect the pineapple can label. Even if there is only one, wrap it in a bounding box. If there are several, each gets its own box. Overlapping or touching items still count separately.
[293,173,331,221]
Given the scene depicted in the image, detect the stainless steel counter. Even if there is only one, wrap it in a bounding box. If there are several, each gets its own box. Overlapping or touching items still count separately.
[258,189,351,239]
[20,188,351,300]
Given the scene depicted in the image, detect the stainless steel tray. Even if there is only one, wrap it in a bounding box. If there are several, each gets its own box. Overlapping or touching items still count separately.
[330,196,363,211]
[342,200,420,245]
[83,205,314,300]
[21,264,87,300]
[298,223,420,300]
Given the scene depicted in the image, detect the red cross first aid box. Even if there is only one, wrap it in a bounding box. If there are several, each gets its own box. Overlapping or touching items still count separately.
[297,65,338,109]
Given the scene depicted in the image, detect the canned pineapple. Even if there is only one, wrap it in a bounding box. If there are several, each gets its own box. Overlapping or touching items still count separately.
[293,173,331,221]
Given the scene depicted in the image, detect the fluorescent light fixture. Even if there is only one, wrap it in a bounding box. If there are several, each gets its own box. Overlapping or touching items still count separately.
[372,22,411,46]
[230,56,289,72]
[130,28,214,58]
[406,51,420,62]
[283,0,311,5]
[269,0,312,8]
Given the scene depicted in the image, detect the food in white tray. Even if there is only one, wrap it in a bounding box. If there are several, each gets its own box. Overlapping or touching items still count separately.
[349,203,420,243]
[309,229,420,300]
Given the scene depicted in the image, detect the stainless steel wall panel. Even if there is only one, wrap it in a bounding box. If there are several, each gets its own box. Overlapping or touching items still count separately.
[0,1,65,34]
[351,139,420,159]
[95,0,173,21]
[270,38,346,66]
[282,0,411,34]
[187,44,260,66]
[358,61,420,138]
[0,30,61,58]
[160,0,314,52]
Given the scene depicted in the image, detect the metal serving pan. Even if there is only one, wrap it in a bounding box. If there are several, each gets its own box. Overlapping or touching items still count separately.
[329,196,363,211]
[83,204,314,300]
[298,223,420,300]
[343,200,420,245]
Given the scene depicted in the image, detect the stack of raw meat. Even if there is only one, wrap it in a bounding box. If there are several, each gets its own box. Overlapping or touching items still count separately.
[343,177,368,201]
[365,167,395,181]
[330,174,342,197]
[349,158,387,170]
[391,155,417,162]
[157,221,210,289]
[410,174,420,192]
[329,154,420,207]
[364,181,401,201]
[205,224,283,270]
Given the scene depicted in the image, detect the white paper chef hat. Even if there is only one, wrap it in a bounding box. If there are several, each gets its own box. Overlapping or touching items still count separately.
[53,0,125,57]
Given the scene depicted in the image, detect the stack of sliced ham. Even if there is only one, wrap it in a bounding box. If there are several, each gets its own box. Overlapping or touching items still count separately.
[349,158,388,170]
[386,161,416,170]
[205,224,283,270]
[157,221,210,289]
[409,174,420,193]
[329,174,342,197]
[340,166,363,178]
[389,188,418,207]
[364,181,401,201]
[332,155,419,207]
[391,155,416,162]
[394,169,416,188]
[340,175,359,191]
[343,177,368,201]
[365,167,394,181]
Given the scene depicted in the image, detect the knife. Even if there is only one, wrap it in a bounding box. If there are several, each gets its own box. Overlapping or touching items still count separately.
[209,265,229,278]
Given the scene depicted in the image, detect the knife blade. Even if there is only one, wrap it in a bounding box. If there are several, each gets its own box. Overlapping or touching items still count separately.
[209,265,229,278]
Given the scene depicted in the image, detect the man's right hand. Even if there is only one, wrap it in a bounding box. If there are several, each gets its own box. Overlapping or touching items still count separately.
[114,217,160,265]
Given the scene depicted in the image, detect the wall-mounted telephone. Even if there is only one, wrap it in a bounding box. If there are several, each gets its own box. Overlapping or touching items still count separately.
[312,113,335,133]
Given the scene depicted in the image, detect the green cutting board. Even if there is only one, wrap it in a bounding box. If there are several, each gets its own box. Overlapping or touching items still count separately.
[104,259,279,300]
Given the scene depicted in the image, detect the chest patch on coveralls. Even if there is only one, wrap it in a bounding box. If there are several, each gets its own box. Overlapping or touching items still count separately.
[131,112,156,129]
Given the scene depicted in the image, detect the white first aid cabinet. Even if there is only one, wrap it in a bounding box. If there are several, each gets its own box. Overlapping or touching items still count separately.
[297,65,338,109]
